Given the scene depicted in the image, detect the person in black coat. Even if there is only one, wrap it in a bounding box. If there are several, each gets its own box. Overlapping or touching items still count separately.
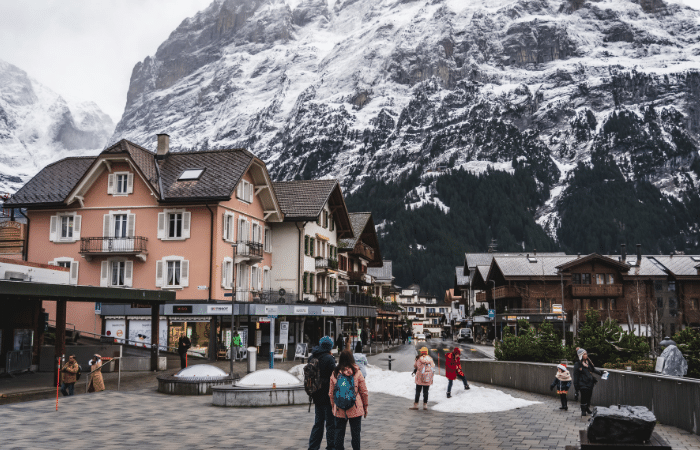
[573,347,603,417]
[308,336,337,450]
[177,335,191,369]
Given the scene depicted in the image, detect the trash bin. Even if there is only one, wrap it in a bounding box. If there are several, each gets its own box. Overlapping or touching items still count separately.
[247,347,257,373]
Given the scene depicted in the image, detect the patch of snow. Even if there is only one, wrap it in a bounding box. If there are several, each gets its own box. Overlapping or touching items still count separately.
[459,161,515,176]
[238,368,302,387]
[364,367,540,414]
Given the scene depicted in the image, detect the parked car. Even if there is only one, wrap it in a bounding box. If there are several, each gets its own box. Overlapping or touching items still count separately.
[424,331,432,339]
[415,333,426,342]
[457,328,473,343]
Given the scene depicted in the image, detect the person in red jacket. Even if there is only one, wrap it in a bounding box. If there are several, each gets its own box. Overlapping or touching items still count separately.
[445,347,470,398]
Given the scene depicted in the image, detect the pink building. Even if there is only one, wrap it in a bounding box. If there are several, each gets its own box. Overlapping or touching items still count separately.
[6,135,283,355]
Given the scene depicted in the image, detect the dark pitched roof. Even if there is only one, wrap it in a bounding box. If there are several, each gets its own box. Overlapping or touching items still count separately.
[340,212,372,249]
[455,266,469,286]
[158,149,254,200]
[272,180,338,219]
[555,253,630,272]
[367,260,393,282]
[103,140,160,195]
[5,157,96,206]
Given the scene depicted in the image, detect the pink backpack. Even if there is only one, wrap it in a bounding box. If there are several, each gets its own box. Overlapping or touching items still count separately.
[417,357,434,384]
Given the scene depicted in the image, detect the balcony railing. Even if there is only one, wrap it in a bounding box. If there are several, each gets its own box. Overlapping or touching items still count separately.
[236,241,263,260]
[315,258,339,271]
[426,312,443,317]
[80,236,147,255]
[476,291,489,303]
[347,271,374,285]
[349,242,375,261]
[494,286,520,299]
[571,284,623,297]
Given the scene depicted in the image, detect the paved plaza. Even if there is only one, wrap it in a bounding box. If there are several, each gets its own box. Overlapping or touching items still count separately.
[1,344,698,449]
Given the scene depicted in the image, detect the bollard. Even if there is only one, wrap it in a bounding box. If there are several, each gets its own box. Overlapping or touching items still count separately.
[388,355,393,371]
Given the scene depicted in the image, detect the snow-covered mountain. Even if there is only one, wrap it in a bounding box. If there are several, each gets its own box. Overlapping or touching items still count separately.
[0,59,114,194]
[111,0,700,236]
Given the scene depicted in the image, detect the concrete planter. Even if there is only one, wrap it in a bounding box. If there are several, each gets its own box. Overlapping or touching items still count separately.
[212,385,307,407]
[157,373,238,395]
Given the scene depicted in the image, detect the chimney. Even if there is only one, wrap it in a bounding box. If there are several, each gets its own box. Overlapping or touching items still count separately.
[636,244,642,264]
[621,244,627,262]
[156,134,170,160]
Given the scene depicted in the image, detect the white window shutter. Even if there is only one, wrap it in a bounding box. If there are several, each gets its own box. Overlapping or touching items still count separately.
[107,173,115,194]
[222,262,227,288]
[155,260,163,287]
[157,213,165,239]
[100,261,109,287]
[103,214,111,238]
[69,261,79,285]
[49,216,58,242]
[222,213,228,241]
[180,260,189,287]
[124,261,133,287]
[247,182,252,202]
[73,215,81,241]
[258,268,261,290]
[127,172,134,194]
[127,213,136,237]
[228,214,235,242]
[183,212,191,239]
[237,182,243,199]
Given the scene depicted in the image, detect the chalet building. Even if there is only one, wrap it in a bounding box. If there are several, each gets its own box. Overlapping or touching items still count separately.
[463,247,700,340]
[397,284,451,336]
[367,260,395,301]
[5,135,284,356]
[338,212,383,296]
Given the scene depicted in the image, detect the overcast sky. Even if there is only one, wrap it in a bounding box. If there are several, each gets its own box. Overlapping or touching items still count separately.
[0,0,210,122]
[1,0,699,123]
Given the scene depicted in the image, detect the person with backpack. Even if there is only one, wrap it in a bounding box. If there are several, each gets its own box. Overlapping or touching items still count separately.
[306,336,337,450]
[410,347,435,410]
[329,350,368,450]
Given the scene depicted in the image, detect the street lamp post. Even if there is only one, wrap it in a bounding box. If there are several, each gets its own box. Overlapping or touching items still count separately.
[230,244,237,377]
[490,280,497,342]
[560,272,566,347]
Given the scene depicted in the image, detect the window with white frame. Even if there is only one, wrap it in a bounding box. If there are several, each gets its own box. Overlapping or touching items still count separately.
[264,227,271,253]
[108,172,134,195]
[251,266,260,291]
[416,308,422,313]
[237,218,249,242]
[252,222,262,244]
[237,264,248,290]
[155,257,189,288]
[409,307,414,312]
[263,267,270,290]
[223,212,235,242]
[49,213,81,242]
[100,259,133,287]
[49,258,79,285]
[157,210,191,240]
[222,258,233,289]
[236,179,253,203]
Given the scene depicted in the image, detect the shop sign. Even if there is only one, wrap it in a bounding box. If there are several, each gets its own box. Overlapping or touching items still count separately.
[321,307,334,315]
[507,316,517,321]
[258,317,271,323]
[516,316,530,320]
[545,315,564,321]
[552,304,562,314]
[294,306,309,314]
[207,305,232,314]
[173,305,193,314]
[131,303,151,309]
[265,305,278,314]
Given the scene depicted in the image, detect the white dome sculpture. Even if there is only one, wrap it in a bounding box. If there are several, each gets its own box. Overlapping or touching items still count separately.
[237,369,302,387]
[174,364,229,378]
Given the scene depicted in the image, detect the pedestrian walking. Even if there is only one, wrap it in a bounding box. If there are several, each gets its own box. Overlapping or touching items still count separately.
[60,355,79,396]
[550,363,572,411]
[354,339,362,354]
[231,330,242,361]
[410,347,435,410]
[573,348,605,416]
[178,334,191,369]
[360,328,367,346]
[87,354,110,393]
[445,347,470,398]
[337,333,345,353]
[307,336,337,450]
[330,350,368,450]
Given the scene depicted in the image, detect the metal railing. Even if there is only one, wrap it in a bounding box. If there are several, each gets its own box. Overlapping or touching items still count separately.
[571,284,623,297]
[80,236,147,254]
[347,271,374,285]
[350,242,375,260]
[315,258,339,270]
[493,286,520,299]
[6,350,32,375]
[236,240,263,259]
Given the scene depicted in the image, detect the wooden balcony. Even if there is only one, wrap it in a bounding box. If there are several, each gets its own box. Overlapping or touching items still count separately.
[476,291,489,303]
[80,237,147,261]
[571,284,623,297]
[347,271,374,285]
[349,242,375,261]
[494,286,520,299]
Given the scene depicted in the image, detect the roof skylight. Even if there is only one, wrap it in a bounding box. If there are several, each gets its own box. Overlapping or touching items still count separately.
[178,169,204,181]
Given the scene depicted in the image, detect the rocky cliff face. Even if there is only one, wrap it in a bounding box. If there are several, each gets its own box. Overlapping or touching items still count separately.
[0,59,114,193]
[111,0,700,239]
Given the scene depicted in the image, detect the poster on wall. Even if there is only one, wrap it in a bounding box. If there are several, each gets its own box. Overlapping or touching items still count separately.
[279,321,289,345]
[127,319,168,351]
[105,320,126,344]
[256,329,262,346]
[13,329,33,351]
[239,327,248,349]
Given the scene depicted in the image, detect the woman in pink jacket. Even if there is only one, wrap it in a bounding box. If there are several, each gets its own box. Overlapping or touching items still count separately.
[410,347,435,410]
[329,350,369,450]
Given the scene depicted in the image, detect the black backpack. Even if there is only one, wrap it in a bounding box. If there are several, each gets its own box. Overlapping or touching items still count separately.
[303,357,323,411]
[76,365,83,381]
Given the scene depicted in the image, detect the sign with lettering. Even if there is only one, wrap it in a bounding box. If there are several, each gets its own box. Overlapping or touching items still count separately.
[552,304,562,314]
[207,305,232,314]
[294,306,309,314]
[321,307,334,315]
[265,305,278,314]
[173,305,193,314]
[488,309,495,319]
[131,303,151,309]
[279,321,289,344]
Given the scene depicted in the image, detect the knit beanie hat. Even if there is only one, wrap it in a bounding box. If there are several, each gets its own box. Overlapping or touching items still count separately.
[319,336,334,352]
[419,347,428,354]
[557,363,567,371]
[453,347,461,354]
[577,348,586,359]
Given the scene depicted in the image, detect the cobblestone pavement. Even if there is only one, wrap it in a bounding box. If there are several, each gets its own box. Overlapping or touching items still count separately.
[2,376,698,449]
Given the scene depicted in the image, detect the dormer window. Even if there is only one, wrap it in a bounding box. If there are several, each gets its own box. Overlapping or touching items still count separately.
[108,172,133,195]
[178,169,204,181]
[237,179,253,203]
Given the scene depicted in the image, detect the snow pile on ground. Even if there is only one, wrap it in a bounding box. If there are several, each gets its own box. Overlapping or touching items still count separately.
[364,366,540,414]
[289,363,305,381]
